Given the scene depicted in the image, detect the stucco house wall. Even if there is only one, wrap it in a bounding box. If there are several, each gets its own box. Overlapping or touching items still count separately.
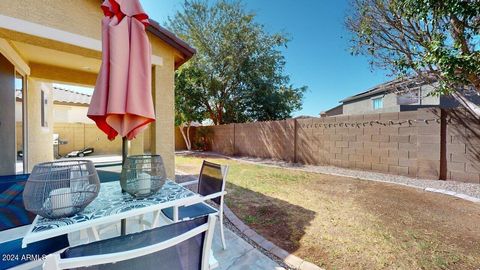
[53,105,92,124]
[343,92,400,115]
[0,0,194,177]
[343,84,441,116]
[26,78,54,169]
[17,102,92,124]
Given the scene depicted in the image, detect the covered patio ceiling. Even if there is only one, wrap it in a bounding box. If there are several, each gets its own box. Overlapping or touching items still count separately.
[0,26,100,87]
[12,41,101,74]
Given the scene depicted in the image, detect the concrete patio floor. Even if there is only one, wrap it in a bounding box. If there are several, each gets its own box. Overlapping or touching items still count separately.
[24,207,282,270]
[62,214,283,270]
[212,223,283,270]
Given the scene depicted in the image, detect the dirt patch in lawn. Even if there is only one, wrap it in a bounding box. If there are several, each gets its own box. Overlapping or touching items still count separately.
[176,154,480,270]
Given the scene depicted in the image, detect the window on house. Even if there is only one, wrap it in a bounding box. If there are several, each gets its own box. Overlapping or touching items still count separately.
[372,97,383,110]
[41,90,48,127]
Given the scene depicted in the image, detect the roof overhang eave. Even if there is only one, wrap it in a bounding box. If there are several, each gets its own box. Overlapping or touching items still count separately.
[147,20,196,68]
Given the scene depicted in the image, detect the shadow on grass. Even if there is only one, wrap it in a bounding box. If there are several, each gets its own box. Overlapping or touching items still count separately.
[178,172,316,253]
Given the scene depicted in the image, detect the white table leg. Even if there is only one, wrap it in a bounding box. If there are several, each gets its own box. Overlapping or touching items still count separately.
[79,229,89,244]
[87,227,100,241]
[173,206,179,222]
[138,214,145,230]
[152,210,160,227]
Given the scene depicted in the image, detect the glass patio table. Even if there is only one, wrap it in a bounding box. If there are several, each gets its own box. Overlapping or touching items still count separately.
[22,180,199,248]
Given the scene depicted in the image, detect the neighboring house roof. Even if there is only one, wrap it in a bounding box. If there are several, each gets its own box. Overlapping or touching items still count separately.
[320,104,343,117]
[16,87,92,106]
[340,77,428,103]
[294,115,316,119]
[52,87,92,105]
[338,77,480,113]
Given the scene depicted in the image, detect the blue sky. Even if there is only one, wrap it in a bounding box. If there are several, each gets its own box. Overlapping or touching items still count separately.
[140,0,390,116]
[59,0,390,117]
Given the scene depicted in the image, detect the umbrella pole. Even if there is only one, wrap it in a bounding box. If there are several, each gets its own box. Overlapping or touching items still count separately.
[122,136,128,166]
[121,136,127,235]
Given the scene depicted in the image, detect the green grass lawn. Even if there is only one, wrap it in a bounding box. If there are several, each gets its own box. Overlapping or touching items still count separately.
[176,154,480,270]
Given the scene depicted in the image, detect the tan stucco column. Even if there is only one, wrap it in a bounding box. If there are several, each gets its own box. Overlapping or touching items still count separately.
[150,63,175,178]
[129,132,144,155]
[27,78,54,171]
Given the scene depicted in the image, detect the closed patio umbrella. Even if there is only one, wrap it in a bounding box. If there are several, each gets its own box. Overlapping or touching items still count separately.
[88,0,155,159]
[88,0,155,235]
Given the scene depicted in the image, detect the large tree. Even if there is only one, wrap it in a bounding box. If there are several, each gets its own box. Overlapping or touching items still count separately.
[346,0,480,116]
[168,0,306,125]
[175,63,206,150]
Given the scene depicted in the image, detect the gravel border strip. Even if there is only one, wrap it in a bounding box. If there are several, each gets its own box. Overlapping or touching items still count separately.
[175,170,323,270]
[177,151,480,204]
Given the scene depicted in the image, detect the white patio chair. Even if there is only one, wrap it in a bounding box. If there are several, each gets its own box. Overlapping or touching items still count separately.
[43,214,217,270]
[160,161,228,250]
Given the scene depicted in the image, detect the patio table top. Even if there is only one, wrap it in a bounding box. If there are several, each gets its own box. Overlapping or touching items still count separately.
[22,180,197,247]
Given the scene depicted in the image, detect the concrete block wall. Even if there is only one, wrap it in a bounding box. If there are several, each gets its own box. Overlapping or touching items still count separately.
[54,123,159,157]
[210,124,235,156]
[53,123,122,156]
[55,123,153,157]
[296,111,425,177]
[415,109,442,179]
[445,110,480,183]
[175,127,187,150]
[187,108,479,183]
[175,126,196,150]
[234,120,296,162]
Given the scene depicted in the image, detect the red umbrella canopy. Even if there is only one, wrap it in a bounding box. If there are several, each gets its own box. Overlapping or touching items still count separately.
[88,0,155,141]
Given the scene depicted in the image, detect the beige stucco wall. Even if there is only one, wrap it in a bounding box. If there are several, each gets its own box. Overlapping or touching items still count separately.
[30,63,98,87]
[53,104,92,124]
[0,0,102,40]
[343,93,400,115]
[130,132,145,156]
[54,123,85,156]
[27,78,54,171]
[343,85,441,116]
[54,123,123,156]
[53,123,152,157]
[143,126,152,153]
[0,0,182,66]
[151,54,176,178]
[143,37,180,177]
[419,84,440,105]
[18,102,92,124]
[1,0,186,175]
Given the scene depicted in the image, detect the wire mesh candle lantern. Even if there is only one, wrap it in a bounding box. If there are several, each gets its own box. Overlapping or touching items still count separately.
[120,155,167,198]
[23,160,100,219]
